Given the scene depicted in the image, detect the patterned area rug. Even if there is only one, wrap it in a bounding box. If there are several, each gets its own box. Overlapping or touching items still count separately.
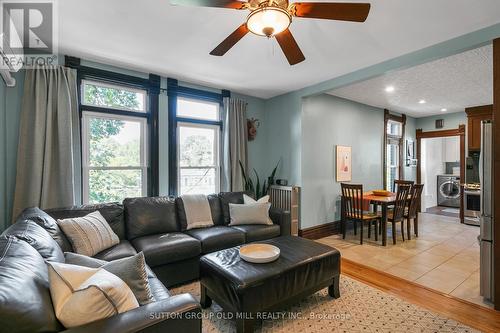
[171,276,479,333]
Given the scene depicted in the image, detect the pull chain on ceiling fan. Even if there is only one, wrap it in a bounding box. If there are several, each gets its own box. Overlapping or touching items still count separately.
[170,0,371,65]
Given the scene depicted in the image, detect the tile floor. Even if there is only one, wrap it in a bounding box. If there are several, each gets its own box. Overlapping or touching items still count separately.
[317,212,494,309]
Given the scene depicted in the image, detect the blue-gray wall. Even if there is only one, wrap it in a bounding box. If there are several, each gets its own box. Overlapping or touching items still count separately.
[415,111,467,131]
[301,95,385,227]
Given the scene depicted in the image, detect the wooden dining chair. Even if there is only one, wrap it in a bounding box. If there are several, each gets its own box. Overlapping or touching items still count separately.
[393,179,414,192]
[341,183,381,245]
[405,184,424,240]
[380,183,412,245]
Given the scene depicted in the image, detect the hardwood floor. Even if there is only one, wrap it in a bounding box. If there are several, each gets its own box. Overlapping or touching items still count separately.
[342,258,500,333]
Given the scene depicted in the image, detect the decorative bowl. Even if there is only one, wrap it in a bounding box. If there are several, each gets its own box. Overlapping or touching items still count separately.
[372,190,392,197]
[239,244,280,263]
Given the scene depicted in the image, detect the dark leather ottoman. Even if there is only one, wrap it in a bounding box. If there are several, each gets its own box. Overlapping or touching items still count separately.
[199,236,341,333]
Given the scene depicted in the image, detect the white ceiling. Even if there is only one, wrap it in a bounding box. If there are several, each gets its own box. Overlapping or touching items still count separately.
[329,44,493,118]
[58,0,500,99]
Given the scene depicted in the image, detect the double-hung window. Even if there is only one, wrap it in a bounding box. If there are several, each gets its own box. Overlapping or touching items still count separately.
[81,80,149,204]
[176,98,221,195]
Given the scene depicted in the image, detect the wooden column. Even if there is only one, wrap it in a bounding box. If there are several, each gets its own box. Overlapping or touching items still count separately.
[493,38,500,310]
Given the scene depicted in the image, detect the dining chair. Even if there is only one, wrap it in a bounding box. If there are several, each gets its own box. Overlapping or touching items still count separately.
[341,183,381,245]
[405,184,424,240]
[379,183,412,245]
[393,179,414,192]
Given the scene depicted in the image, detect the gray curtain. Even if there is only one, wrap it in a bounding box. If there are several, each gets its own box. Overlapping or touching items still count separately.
[221,97,248,192]
[12,66,81,221]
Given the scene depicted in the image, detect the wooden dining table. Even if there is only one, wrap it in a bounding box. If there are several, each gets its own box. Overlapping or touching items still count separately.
[362,191,398,246]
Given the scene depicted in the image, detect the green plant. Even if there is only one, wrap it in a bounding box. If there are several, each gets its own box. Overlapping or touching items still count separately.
[239,160,280,199]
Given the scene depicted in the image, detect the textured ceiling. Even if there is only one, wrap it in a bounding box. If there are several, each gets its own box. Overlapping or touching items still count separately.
[58,0,500,99]
[329,45,493,118]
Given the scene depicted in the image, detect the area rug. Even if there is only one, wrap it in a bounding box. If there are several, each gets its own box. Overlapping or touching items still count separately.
[171,276,479,333]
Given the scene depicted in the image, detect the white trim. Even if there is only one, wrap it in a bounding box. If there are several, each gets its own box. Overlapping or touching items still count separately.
[177,121,221,195]
[81,79,147,112]
[82,111,148,204]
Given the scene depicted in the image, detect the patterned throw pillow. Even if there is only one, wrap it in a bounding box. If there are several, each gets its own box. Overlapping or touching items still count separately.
[57,211,119,257]
[47,262,139,328]
[64,252,155,305]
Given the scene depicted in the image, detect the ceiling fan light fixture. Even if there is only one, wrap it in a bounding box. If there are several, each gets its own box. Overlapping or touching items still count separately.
[246,6,291,37]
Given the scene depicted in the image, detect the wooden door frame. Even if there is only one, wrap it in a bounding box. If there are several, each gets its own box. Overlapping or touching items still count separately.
[384,110,407,190]
[416,125,466,221]
[492,37,500,310]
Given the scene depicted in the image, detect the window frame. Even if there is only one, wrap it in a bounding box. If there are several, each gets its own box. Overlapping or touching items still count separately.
[81,112,149,204]
[167,78,230,196]
[65,56,160,203]
[383,110,406,192]
[177,121,221,195]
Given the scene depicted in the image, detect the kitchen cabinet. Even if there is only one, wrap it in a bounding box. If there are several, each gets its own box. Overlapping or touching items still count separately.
[466,105,493,151]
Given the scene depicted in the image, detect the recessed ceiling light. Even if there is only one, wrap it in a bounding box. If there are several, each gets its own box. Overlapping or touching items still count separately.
[419,99,426,104]
[441,108,447,112]
[385,86,395,93]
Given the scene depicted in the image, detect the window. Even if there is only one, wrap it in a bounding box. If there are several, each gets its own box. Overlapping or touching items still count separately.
[82,80,147,112]
[384,112,406,192]
[82,113,148,203]
[176,97,221,195]
[80,80,150,204]
[178,123,220,195]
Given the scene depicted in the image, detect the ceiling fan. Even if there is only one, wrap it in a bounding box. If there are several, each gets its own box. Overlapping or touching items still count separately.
[170,0,371,65]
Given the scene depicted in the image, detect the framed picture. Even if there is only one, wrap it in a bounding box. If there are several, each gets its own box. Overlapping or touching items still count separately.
[336,146,352,182]
[406,140,416,166]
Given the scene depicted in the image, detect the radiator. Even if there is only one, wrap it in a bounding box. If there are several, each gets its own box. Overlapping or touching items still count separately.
[268,185,301,236]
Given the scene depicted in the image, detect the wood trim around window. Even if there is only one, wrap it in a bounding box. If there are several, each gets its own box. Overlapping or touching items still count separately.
[383,110,406,190]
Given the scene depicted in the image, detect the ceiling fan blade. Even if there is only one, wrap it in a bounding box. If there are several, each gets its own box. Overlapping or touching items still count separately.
[291,2,371,22]
[170,0,247,9]
[275,29,305,66]
[210,24,249,56]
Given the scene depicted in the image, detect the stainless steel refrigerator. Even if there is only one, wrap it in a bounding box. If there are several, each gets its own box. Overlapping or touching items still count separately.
[480,120,494,302]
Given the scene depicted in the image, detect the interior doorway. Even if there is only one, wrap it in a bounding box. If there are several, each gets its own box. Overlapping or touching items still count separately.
[417,126,466,221]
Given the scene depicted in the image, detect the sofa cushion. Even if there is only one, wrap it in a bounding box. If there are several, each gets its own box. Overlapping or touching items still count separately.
[124,197,179,239]
[131,233,201,267]
[219,192,254,225]
[0,236,64,333]
[231,224,281,243]
[94,240,137,261]
[18,207,73,252]
[46,203,126,240]
[176,194,223,230]
[2,219,65,263]
[186,226,245,254]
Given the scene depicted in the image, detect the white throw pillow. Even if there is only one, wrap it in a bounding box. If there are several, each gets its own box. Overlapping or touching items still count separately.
[57,211,120,257]
[181,194,214,230]
[243,194,269,204]
[229,202,273,226]
[47,262,139,328]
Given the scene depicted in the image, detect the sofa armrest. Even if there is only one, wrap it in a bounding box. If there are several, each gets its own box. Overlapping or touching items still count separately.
[62,294,201,333]
[269,207,291,236]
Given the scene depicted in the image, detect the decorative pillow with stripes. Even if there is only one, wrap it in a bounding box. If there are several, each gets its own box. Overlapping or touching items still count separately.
[57,211,119,257]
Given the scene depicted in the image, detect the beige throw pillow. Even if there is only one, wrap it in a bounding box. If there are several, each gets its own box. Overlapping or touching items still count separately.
[229,202,273,226]
[180,194,214,230]
[47,262,139,328]
[57,211,119,256]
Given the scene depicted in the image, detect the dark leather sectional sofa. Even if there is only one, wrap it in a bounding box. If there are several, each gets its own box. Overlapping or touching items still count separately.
[0,192,291,333]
